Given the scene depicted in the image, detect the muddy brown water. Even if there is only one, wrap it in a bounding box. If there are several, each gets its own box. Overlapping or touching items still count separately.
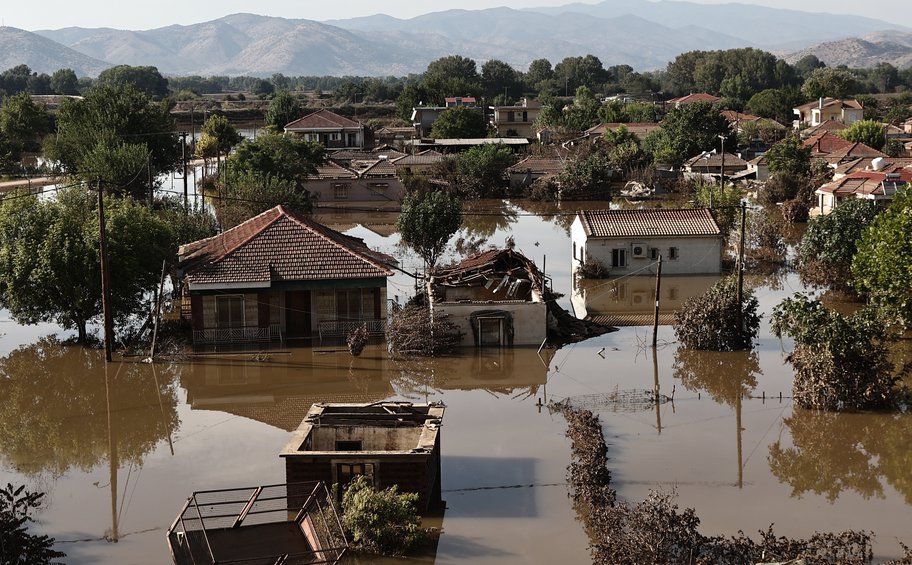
[1,199,911,564]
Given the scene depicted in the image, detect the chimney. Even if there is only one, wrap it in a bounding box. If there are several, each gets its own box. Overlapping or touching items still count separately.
[819,97,824,110]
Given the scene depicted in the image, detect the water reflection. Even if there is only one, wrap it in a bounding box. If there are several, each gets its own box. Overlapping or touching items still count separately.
[769,409,912,504]
[572,275,718,326]
[460,200,518,238]
[0,337,179,477]
[673,349,760,407]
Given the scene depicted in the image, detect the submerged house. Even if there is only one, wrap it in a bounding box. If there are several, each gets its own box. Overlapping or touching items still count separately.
[428,248,548,348]
[571,208,722,276]
[177,205,395,345]
[281,402,445,513]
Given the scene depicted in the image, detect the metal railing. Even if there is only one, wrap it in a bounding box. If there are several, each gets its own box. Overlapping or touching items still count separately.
[317,319,385,341]
[193,326,271,344]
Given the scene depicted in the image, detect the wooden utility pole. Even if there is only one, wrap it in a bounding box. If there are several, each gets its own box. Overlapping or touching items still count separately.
[149,260,167,360]
[180,132,189,209]
[652,254,662,348]
[737,202,747,333]
[98,180,115,362]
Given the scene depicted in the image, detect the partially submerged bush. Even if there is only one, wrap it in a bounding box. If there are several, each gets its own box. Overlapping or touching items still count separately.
[340,475,426,556]
[1,484,65,564]
[577,257,610,279]
[797,199,878,292]
[387,305,462,356]
[673,277,760,351]
[744,206,786,268]
[772,294,903,411]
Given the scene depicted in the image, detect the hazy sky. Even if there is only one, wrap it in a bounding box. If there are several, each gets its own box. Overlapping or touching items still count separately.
[2,0,910,30]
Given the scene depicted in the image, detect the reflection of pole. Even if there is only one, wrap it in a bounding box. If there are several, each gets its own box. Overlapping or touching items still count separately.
[98,180,115,362]
[151,363,175,456]
[652,345,662,434]
[180,132,189,209]
[652,255,662,348]
[737,202,747,334]
[736,391,743,489]
[105,362,119,542]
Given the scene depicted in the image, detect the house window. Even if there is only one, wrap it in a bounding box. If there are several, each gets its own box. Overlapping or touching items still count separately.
[507,111,515,122]
[478,317,505,347]
[216,295,245,329]
[669,247,679,260]
[305,133,318,142]
[336,440,363,451]
[336,289,363,321]
[573,242,577,260]
[347,132,358,146]
[330,132,340,141]
[338,463,375,488]
[611,248,628,268]
[649,247,659,260]
[333,183,350,199]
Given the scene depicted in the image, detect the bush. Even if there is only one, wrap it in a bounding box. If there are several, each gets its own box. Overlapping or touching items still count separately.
[387,305,462,356]
[772,294,903,411]
[340,476,426,556]
[576,257,610,279]
[673,277,761,351]
[1,484,65,564]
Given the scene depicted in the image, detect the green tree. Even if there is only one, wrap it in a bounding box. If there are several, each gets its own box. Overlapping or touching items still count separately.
[395,82,431,121]
[772,295,898,411]
[525,58,554,91]
[1,484,65,564]
[50,68,79,95]
[797,198,878,290]
[765,135,811,177]
[481,59,521,99]
[430,106,487,139]
[0,189,172,343]
[264,90,302,129]
[852,189,912,326]
[340,475,426,555]
[216,171,313,229]
[95,65,169,99]
[45,84,180,198]
[397,190,462,271]
[801,68,857,99]
[556,151,613,200]
[453,143,517,198]
[673,276,761,351]
[837,119,886,151]
[424,55,480,86]
[647,101,733,165]
[746,87,804,123]
[793,54,826,79]
[0,92,51,153]
[553,55,608,93]
[563,85,602,131]
[201,114,243,177]
[228,132,324,184]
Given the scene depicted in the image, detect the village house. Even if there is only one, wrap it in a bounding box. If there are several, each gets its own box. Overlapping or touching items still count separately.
[411,96,478,137]
[814,161,912,215]
[490,98,542,138]
[281,402,445,513]
[177,205,395,346]
[683,151,749,176]
[583,122,662,142]
[793,98,864,129]
[571,208,723,276]
[284,109,365,149]
[799,119,847,139]
[667,93,721,108]
[391,149,445,175]
[304,160,405,204]
[404,137,529,153]
[507,155,566,189]
[374,125,417,147]
[803,131,886,166]
[428,248,548,348]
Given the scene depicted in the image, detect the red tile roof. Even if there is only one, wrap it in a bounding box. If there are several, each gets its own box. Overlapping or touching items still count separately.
[817,166,912,197]
[309,161,358,179]
[359,159,397,177]
[507,156,566,175]
[577,208,721,238]
[803,131,855,155]
[669,93,721,105]
[179,205,394,286]
[720,110,762,123]
[284,109,361,130]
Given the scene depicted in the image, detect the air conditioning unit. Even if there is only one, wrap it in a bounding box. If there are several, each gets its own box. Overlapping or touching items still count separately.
[631,243,647,258]
[632,291,647,305]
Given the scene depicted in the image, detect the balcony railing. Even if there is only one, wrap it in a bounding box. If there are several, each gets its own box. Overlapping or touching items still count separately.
[317,319,385,341]
[194,326,271,344]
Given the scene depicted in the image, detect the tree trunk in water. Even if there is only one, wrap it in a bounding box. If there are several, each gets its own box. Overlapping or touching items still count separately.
[77,321,87,345]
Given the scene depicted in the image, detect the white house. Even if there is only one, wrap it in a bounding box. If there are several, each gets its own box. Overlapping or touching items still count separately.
[571,208,722,276]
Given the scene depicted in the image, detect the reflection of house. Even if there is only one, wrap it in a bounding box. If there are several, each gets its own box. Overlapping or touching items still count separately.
[571,275,718,326]
[793,98,863,129]
[571,208,722,276]
[490,98,541,138]
[281,402,445,513]
[178,205,395,345]
[814,163,912,215]
[507,156,565,188]
[285,109,365,149]
[428,249,548,347]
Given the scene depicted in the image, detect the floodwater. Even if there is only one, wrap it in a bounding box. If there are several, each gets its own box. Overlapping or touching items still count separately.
[1,199,911,564]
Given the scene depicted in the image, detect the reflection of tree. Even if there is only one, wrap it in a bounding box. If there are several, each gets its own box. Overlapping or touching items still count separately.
[769,409,912,504]
[459,199,518,238]
[673,348,759,406]
[0,338,179,476]
[510,199,576,235]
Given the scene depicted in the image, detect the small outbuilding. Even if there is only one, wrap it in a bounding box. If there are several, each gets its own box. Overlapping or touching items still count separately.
[280,402,445,514]
[571,208,722,276]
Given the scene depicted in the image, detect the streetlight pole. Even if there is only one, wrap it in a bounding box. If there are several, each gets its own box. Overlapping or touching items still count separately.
[719,134,726,196]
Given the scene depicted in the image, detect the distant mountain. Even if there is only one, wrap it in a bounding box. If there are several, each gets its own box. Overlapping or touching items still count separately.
[14,2,912,78]
[522,0,911,49]
[0,26,110,76]
[784,31,912,69]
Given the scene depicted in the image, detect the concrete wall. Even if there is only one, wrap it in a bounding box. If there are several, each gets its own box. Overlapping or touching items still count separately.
[434,301,547,347]
[306,177,405,203]
[310,426,423,451]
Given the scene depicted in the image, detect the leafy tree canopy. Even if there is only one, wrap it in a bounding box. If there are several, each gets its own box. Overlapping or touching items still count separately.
[765,135,812,177]
[673,276,761,351]
[397,190,462,270]
[50,68,79,95]
[746,87,804,123]
[801,68,857,99]
[340,475,426,555]
[0,484,65,564]
[852,188,912,326]
[228,132,324,184]
[217,171,313,229]
[648,101,734,165]
[95,65,169,99]
[453,143,517,198]
[481,59,522,99]
[430,106,487,139]
[265,90,303,129]
[837,119,886,151]
[562,86,603,132]
[797,198,878,290]
[0,92,51,152]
